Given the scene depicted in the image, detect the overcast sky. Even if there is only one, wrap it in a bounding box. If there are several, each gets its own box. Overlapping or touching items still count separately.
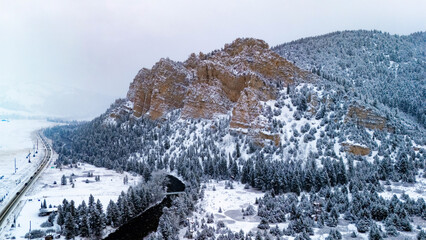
[0,0,425,120]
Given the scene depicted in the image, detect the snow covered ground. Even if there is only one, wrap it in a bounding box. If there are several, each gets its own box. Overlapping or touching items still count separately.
[184,178,426,240]
[0,119,140,239]
[0,120,56,213]
[379,170,426,201]
[181,180,265,237]
[1,157,140,240]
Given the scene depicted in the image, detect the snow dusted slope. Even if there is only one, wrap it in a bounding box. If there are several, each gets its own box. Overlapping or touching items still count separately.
[273,30,426,126]
[43,37,425,239]
[112,38,313,144]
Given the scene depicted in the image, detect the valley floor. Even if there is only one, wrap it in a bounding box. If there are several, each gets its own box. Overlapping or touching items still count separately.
[0,120,56,213]
[181,179,426,240]
[1,152,139,240]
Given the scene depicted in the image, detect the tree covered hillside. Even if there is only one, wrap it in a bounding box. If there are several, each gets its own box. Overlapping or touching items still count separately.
[42,35,426,239]
[45,81,426,239]
[273,30,425,126]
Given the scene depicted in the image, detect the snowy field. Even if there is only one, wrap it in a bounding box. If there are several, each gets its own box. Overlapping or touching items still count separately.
[180,180,265,237]
[182,179,426,240]
[380,170,426,201]
[0,119,140,239]
[0,119,56,213]
[1,157,140,240]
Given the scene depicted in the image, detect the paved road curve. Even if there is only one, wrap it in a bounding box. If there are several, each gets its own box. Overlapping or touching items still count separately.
[0,132,52,232]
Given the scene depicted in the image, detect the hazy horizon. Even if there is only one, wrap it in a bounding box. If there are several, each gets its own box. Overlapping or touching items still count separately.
[1,0,425,120]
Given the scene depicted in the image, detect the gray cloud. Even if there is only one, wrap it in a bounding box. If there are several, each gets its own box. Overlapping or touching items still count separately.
[0,0,425,120]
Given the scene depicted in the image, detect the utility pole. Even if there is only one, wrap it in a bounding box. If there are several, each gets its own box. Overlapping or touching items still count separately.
[28,220,31,240]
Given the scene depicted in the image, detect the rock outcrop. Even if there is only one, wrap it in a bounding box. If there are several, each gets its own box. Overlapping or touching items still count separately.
[127,59,191,119]
[341,143,371,156]
[124,38,310,143]
[345,104,394,132]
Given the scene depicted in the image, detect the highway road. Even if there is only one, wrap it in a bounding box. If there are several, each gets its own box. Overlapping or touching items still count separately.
[0,131,52,232]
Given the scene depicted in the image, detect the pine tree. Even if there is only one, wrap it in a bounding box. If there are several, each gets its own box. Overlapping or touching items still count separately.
[47,212,56,224]
[327,208,339,227]
[79,213,90,238]
[294,231,311,240]
[56,205,65,226]
[88,196,97,235]
[417,230,426,240]
[158,208,178,240]
[69,200,76,218]
[96,199,104,216]
[303,169,314,192]
[106,200,113,226]
[368,223,383,240]
[128,187,142,213]
[395,151,415,183]
[120,196,133,223]
[236,142,241,158]
[356,218,370,233]
[90,207,105,238]
[336,158,347,185]
[371,202,388,221]
[88,194,95,209]
[385,224,398,237]
[241,159,253,185]
[257,218,270,230]
[326,229,342,240]
[290,175,301,196]
[62,199,69,212]
[77,200,88,219]
[229,158,239,179]
[96,199,107,229]
[61,174,67,185]
[63,212,76,240]
[41,200,45,209]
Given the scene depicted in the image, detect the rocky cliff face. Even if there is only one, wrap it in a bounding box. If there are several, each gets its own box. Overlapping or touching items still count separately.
[124,38,310,138]
[341,143,371,156]
[345,104,395,132]
[127,59,191,119]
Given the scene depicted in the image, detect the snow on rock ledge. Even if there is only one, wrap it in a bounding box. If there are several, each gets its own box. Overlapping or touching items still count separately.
[121,38,313,145]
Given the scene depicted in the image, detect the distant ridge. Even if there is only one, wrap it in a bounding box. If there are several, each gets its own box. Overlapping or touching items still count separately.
[273,30,426,126]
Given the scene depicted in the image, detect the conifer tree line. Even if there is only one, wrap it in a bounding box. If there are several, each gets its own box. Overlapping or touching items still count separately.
[43,72,425,238]
[56,195,104,239]
[273,30,426,126]
[254,179,426,239]
[54,172,185,239]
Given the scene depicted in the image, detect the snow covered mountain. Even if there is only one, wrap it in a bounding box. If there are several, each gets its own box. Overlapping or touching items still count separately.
[110,38,312,145]
[272,30,426,126]
[43,35,425,239]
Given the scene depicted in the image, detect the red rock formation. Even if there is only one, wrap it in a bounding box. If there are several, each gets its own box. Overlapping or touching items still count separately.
[345,104,394,132]
[341,143,371,156]
[124,38,311,144]
[127,59,191,118]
